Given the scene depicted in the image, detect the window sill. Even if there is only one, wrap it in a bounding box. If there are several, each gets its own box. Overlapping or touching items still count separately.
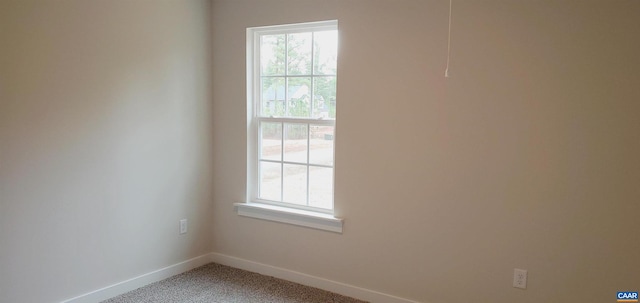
[234,202,343,233]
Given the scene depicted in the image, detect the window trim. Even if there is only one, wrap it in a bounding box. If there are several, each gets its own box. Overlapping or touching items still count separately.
[234,202,343,233]
[239,20,342,233]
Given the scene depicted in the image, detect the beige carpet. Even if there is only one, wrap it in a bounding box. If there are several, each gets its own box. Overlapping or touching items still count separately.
[101,263,368,303]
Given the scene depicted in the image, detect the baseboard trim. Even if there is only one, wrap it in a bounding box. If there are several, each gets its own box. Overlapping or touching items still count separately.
[60,253,214,303]
[211,252,423,303]
[59,252,423,303]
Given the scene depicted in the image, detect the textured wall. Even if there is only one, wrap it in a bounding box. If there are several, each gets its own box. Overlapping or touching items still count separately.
[211,1,640,302]
[0,1,213,302]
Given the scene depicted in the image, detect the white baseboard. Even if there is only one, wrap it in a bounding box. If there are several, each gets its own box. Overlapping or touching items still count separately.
[211,252,423,303]
[60,253,214,303]
[59,252,423,303]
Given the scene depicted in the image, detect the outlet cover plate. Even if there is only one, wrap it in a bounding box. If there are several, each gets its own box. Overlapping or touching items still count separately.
[179,219,187,234]
[513,268,527,289]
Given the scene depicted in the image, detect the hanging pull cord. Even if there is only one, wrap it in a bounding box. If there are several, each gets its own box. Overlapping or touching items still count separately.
[445,0,453,78]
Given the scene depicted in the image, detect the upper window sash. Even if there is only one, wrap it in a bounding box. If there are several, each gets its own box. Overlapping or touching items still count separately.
[252,21,337,121]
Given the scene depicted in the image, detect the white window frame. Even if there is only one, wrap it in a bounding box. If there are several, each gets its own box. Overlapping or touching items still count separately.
[235,20,343,233]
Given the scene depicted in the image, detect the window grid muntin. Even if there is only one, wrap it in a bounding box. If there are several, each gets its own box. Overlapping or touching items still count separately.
[257,119,334,212]
[258,31,336,119]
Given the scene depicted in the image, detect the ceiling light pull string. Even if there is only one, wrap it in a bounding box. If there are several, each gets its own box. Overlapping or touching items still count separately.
[445,0,453,78]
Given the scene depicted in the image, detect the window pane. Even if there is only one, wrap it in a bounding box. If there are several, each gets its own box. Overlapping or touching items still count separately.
[260,122,281,161]
[251,22,337,211]
[287,33,312,75]
[313,30,337,75]
[261,34,285,76]
[312,76,336,119]
[261,77,285,116]
[309,125,334,166]
[284,123,307,163]
[260,161,281,201]
[286,77,311,118]
[283,164,307,205]
[309,166,333,209]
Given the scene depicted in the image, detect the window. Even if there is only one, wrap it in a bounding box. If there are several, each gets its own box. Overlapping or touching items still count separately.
[237,20,342,233]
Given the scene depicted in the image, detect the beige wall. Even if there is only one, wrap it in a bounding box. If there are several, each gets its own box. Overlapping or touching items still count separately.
[1,0,638,302]
[211,1,640,302]
[0,1,213,302]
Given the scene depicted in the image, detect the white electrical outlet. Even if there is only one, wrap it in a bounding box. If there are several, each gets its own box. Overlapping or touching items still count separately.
[179,219,188,235]
[513,268,527,289]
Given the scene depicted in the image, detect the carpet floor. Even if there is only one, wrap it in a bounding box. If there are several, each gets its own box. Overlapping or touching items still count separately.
[101,263,368,303]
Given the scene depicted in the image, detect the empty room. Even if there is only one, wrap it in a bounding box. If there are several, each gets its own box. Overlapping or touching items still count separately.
[1,0,639,302]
